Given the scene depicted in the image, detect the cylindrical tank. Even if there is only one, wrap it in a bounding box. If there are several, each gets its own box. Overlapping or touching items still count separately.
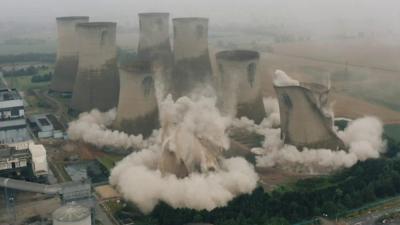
[52,202,91,225]
[216,50,266,124]
[50,16,89,93]
[70,22,120,112]
[115,61,159,137]
[171,17,212,99]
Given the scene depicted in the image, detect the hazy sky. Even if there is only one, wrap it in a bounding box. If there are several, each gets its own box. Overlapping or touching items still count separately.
[2,0,400,27]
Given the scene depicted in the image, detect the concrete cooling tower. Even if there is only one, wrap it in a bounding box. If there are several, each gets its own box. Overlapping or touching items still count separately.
[171,17,213,98]
[137,13,172,68]
[70,22,119,112]
[50,16,89,93]
[216,50,266,124]
[115,61,159,137]
[274,82,346,150]
[114,13,173,137]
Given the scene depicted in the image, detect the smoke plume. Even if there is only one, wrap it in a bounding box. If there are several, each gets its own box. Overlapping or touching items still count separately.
[273,70,300,86]
[109,95,258,213]
[67,109,154,149]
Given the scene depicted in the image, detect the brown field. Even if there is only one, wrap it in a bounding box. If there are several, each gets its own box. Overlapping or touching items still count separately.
[250,39,400,124]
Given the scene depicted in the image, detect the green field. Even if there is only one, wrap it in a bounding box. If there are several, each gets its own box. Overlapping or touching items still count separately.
[385,124,400,143]
[97,155,124,171]
[5,76,50,91]
[0,42,56,55]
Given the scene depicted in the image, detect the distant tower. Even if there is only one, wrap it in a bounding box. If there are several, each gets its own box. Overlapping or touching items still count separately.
[50,16,89,93]
[216,50,266,124]
[171,17,212,98]
[70,22,119,112]
[274,82,346,150]
[114,13,172,137]
[137,12,172,68]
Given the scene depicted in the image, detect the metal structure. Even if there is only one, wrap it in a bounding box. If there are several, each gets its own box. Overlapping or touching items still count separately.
[114,13,173,137]
[216,50,266,124]
[50,16,89,93]
[274,82,346,150]
[171,17,213,98]
[71,22,119,112]
[52,202,91,225]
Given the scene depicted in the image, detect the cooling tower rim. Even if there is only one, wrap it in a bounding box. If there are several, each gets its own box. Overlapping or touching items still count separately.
[173,17,209,23]
[273,82,329,93]
[57,16,89,21]
[216,50,260,61]
[139,12,170,17]
[76,22,117,28]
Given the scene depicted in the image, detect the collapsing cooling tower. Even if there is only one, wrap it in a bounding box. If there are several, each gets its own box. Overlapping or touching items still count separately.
[274,81,346,150]
[171,17,213,98]
[114,13,173,137]
[70,22,119,112]
[50,16,89,93]
[216,50,266,124]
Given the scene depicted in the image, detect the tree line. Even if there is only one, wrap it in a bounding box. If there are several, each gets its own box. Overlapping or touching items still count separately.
[123,139,400,225]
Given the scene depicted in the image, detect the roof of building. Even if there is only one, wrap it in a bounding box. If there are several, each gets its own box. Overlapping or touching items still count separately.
[52,202,90,222]
[0,89,21,102]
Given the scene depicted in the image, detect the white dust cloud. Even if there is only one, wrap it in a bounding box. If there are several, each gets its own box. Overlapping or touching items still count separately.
[272,70,300,87]
[67,108,153,149]
[109,95,259,213]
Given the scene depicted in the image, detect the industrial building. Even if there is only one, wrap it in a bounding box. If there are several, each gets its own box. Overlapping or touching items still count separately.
[0,88,32,149]
[114,13,173,137]
[0,144,48,178]
[216,50,266,124]
[50,16,90,93]
[171,17,213,99]
[274,81,346,150]
[71,22,120,112]
[29,114,64,139]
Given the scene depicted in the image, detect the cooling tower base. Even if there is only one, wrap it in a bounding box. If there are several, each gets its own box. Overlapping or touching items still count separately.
[71,61,119,112]
[50,56,79,93]
[237,95,266,124]
[114,109,159,138]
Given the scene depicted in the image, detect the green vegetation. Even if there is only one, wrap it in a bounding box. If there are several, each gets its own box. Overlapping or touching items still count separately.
[385,124,400,143]
[5,76,49,91]
[31,73,52,83]
[97,155,124,171]
[0,53,55,64]
[121,140,400,225]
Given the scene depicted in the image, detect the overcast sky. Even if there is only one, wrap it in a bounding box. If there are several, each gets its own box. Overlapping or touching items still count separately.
[2,0,400,27]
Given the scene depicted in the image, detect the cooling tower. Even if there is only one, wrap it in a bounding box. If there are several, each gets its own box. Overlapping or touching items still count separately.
[113,13,173,136]
[171,17,212,98]
[115,61,159,137]
[274,82,346,150]
[70,22,119,112]
[137,13,172,67]
[50,16,89,93]
[216,50,266,124]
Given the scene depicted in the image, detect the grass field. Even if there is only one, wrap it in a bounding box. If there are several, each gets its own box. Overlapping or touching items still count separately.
[6,76,50,91]
[385,124,400,143]
[97,155,124,171]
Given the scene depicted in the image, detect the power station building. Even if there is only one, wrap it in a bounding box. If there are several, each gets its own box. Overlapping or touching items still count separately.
[50,16,89,93]
[71,22,120,112]
[171,17,213,99]
[0,88,31,148]
[216,50,266,124]
[274,81,346,150]
[115,13,173,137]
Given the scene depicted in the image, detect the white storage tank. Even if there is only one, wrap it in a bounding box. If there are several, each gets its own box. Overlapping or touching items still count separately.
[52,202,91,225]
